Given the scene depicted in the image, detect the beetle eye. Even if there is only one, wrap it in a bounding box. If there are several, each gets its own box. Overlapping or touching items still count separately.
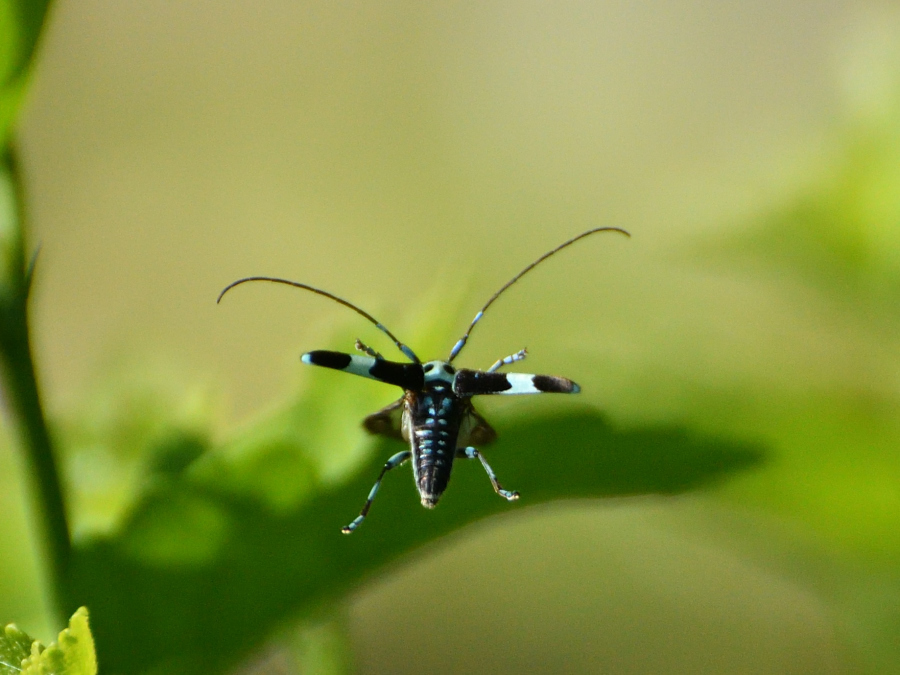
[442,364,455,374]
[423,364,434,372]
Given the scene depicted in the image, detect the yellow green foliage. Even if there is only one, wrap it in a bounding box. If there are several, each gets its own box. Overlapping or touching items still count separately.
[0,608,97,675]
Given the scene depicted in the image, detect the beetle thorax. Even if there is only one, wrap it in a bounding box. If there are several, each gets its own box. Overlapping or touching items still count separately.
[422,360,455,386]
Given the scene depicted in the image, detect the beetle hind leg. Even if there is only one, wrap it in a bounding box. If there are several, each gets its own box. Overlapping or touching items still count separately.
[458,446,519,501]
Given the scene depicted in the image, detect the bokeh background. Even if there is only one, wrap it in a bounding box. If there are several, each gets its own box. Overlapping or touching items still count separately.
[3,0,900,672]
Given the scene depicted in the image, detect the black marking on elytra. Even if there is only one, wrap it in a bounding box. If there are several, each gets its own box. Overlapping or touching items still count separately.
[453,370,512,396]
[369,359,424,390]
[218,227,628,533]
[533,375,578,393]
[305,350,352,370]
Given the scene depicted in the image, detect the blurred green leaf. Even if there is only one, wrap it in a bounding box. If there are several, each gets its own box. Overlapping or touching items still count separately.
[66,407,763,674]
[1,608,97,675]
[238,615,354,675]
[59,363,216,540]
[693,29,900,562]
[739,124,900,300]
[0,0,53,146]
[119,486,230,567]
[711,33,900,308]
[289,617,353,675]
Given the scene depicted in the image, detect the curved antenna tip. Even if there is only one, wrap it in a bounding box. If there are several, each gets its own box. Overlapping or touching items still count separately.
[216,277,250,304]
[213,275,419,362]
[447,226,630,362]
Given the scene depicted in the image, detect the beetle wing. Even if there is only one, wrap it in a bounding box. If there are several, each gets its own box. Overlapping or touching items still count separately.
[459,402,497,446]
[362,397,405,441]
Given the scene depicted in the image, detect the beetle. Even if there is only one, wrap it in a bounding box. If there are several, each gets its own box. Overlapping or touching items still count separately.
[218,227,629,532]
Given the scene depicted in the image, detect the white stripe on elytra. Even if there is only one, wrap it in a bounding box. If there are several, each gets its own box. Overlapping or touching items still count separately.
[497,373,542,395]
[342,354,379,378]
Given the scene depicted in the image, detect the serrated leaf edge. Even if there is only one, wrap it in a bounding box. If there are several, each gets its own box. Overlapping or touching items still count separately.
[17,607,97,675]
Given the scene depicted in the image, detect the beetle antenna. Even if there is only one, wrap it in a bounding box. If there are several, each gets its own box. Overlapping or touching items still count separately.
[218,276,421,363]
[447,227,630,362]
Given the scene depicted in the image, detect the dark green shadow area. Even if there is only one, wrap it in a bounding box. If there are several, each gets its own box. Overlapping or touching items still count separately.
[66,411,766,674]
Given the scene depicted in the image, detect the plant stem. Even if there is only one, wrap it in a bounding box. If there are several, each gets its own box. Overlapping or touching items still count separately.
[0,147,71,622]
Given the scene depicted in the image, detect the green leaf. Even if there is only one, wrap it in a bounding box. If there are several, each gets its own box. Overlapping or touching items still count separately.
[67,409,763,674]
[0,622,32,674]
[1,608,97,675]
[21,607,97,675]
[48,313,761,674]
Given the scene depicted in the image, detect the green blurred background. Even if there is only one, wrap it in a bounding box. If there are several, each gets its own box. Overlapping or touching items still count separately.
[3,0,900,672]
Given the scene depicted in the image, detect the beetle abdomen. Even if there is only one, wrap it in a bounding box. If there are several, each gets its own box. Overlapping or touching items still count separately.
[409,390,462,507]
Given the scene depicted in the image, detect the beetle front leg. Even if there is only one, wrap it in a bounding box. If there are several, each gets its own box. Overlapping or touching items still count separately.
[486,348,527,373]
[355,338,384,360]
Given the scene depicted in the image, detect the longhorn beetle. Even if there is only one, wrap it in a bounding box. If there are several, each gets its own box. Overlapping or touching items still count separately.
[218,227,629,532]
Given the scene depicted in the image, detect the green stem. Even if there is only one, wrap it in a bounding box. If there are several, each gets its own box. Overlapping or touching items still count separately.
[0,147,71,622]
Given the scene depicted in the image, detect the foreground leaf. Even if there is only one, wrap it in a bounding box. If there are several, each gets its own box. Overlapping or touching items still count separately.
[0,608,96,675]
[0,622,32,674]
[67,411,764,674]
